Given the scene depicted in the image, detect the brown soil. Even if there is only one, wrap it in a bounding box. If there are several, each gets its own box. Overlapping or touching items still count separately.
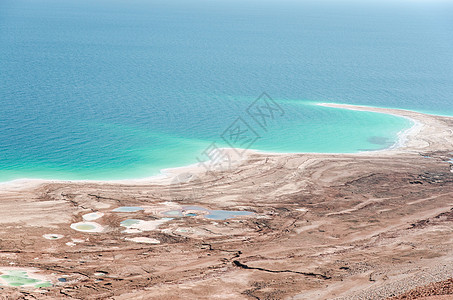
[388,278,453,299]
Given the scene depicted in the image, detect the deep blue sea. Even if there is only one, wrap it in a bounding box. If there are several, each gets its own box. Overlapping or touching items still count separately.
[0,0,452,181]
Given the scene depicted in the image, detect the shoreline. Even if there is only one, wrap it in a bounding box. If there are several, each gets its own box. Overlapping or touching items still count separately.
[1,103,453,299]
[0,103,449,189]
[317,103,424,154]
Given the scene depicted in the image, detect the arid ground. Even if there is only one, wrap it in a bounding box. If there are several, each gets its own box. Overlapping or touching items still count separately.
[0,105,452,299]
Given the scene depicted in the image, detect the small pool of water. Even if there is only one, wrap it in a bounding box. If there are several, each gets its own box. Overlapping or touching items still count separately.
[112,206,144,213]
[70,222,104,233]
[205,210,254,220]
[120,219,141,227]
[162,210,183,217]
[0,268,52,288]
[42,234,64,240]
[182,206,253,220]
[82,212,104,221]
[161,206,254,220]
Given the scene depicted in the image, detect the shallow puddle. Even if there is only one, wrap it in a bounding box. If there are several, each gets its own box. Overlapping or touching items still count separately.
[112,206,144,213]
[0,268,52,288]
[162,210,183,217]
[205,210,253,220]
[42,234,64,240]
[70,222,104,233]
[120,219,141,227]
[82,212,104,221]
[181,206,253,220]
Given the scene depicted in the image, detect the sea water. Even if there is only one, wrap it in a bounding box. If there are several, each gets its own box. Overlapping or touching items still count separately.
[0,0,452,182]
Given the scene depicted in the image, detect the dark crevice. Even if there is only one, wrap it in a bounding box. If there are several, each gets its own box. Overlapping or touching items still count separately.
[88,194,123,203]
[232,260,331,280]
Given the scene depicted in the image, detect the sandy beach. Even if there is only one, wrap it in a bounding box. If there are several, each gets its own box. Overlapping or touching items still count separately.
[0,104,453,299]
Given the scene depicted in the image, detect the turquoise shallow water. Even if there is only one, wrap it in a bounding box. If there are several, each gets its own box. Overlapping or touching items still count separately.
[0,0,452,182]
